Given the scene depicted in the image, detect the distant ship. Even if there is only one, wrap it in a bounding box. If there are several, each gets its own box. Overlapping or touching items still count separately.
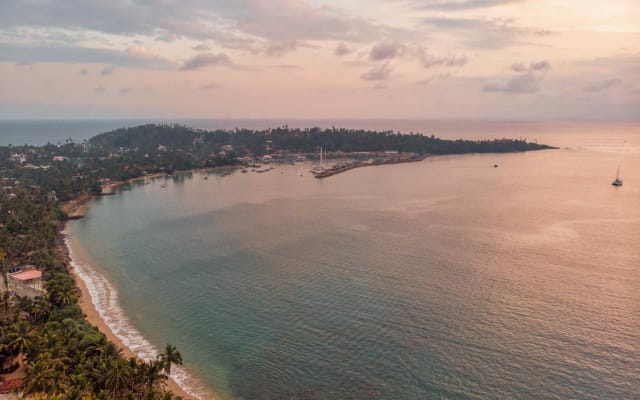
[612,167,623,187]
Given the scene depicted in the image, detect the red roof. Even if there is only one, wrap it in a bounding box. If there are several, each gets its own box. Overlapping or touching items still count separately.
[11,269,42,281]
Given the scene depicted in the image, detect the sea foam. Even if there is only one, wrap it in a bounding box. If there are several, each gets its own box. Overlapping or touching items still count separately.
[64,235,213,400]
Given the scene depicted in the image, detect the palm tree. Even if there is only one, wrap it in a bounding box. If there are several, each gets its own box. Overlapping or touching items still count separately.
[27,296,50,324]
[159,344,183,376]
[23,356,69,396]
[104,359,133,399]
[8,321,33,356]
[0,291,12,313]
[135,358,166,395]
[83,334,108,359]
[44,274,79,306]
[102,340,123,359]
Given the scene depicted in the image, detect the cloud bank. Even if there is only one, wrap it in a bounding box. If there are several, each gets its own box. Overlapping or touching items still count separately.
[484,60,551,93]
[180,53,237,70]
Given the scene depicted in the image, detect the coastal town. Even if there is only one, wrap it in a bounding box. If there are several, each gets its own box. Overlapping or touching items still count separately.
[1,124,550,200]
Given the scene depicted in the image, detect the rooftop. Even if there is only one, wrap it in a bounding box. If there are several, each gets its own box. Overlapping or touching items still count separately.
[10,269,42,281]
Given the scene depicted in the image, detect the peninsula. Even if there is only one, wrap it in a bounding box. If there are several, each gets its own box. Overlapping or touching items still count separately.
[0,124,553,397]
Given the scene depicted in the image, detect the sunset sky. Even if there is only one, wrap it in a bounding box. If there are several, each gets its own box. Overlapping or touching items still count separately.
[1,0,639,119]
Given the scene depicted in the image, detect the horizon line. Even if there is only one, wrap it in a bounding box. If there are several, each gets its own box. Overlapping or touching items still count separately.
[1,117,639,123]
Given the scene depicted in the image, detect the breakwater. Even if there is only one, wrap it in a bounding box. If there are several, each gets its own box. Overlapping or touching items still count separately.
[313,154,429,179]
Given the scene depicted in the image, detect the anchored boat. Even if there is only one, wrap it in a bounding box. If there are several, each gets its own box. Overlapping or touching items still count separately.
[612,167,623,187]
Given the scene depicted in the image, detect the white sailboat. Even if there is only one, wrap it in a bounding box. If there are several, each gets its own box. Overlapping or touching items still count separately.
[612,167,623,187]
[311,146,326,174]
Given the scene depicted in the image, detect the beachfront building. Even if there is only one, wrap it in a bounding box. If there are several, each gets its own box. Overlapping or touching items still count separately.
[8,266,44,297]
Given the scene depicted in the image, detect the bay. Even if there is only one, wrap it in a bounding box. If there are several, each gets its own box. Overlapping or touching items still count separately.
[64,121,640,399]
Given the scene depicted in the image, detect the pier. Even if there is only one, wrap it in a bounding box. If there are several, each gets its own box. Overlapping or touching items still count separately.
[313,154,428,179]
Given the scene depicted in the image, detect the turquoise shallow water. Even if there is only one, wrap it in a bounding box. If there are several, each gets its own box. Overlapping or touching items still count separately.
[68,122,640,399]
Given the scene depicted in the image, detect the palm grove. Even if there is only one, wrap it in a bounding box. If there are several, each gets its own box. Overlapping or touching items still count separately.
[0,189,186,398]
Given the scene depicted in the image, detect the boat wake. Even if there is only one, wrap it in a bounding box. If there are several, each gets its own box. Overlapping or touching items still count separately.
[64,236,212,400]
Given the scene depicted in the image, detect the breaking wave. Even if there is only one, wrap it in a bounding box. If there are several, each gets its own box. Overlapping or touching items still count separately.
[65,235,213,400]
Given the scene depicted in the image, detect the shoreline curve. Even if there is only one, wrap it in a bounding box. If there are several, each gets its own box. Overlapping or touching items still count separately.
[63,227,216,400]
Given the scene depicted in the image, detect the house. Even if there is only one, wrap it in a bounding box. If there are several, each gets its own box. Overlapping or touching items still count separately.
[10,154,27,164]
[8,266,43,296]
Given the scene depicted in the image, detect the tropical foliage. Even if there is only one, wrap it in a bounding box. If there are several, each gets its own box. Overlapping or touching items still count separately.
[0,189,184,399]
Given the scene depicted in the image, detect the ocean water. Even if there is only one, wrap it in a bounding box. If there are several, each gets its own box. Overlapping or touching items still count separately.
[58,121,640,399]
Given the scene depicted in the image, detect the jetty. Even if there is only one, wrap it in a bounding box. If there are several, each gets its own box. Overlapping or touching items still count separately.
[313,154,428,179]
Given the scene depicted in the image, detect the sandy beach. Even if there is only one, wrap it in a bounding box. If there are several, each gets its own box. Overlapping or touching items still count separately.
[61,193,93,218]
[60,175,216,399]
[99,172,168,196]
[100,166,242,196]
[56,166,245,399]
[65,234,198,400]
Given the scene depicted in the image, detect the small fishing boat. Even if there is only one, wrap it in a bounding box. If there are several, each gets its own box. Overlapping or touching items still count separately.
[612,167,623,187]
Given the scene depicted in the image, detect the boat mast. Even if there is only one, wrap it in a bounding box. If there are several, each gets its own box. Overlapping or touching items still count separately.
[616,166,620,180]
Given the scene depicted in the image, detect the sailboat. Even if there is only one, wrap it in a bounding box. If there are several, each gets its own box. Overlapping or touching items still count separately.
[612,167,623,187]
[310,146,326,174]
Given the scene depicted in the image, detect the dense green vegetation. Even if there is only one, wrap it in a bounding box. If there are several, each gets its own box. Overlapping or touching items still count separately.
[0,124,552,398]
[269,127,551,154]
[88,124,552,156]
[0,189,185,399]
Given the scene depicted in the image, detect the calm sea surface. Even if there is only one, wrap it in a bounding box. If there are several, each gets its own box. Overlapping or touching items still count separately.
[57,121,639,399]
